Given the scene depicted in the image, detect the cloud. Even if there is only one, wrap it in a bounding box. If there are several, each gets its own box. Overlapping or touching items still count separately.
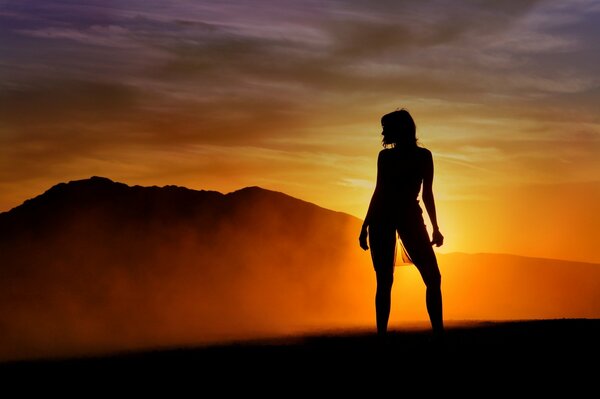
[0,0,599,229]
[4,0,591,106]
[15,25,133,47]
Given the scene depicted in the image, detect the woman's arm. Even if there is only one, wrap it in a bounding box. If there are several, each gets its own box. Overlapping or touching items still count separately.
[422,149,444,247]
[359,151,384,250]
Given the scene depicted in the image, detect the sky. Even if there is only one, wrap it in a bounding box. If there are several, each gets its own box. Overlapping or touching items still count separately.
[1,0,599,262]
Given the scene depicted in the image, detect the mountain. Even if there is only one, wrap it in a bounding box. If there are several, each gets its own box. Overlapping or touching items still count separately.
[0,177,371,361]
[1,177,599,361]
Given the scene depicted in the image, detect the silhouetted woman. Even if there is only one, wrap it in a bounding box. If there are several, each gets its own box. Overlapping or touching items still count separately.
[359,109,444,337]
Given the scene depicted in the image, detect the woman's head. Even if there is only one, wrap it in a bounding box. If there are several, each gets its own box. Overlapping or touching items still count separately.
[381,109,417,148]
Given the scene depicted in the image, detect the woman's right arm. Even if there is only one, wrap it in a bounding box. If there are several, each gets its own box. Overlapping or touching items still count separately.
[359,151,384,250]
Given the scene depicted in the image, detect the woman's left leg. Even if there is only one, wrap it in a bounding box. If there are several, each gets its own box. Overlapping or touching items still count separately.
[399,224,444,335]
[375,268,394,336]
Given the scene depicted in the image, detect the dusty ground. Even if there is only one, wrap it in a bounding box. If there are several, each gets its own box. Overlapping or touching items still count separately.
[2,319,597,392]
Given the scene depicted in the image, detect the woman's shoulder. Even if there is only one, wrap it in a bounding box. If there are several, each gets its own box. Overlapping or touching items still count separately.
[416,146,433,159]
[379,147,433,160]
[377,148,395,160]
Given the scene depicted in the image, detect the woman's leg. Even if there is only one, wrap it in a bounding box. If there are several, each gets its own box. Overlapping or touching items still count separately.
[400,225,444,335]
[375,268,394,335]
[425,273,444,335]
[369,224,396,336]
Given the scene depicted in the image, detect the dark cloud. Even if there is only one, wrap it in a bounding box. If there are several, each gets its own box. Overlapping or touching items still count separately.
[0,0,546,97]
[0,80,139,126]
[0,81,139,183]
[322,0,542,58]
[0,78,309,185]
[2,0,584,113]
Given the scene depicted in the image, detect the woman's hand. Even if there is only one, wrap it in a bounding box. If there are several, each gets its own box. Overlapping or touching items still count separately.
[359,226,369,250]
[431,229,444,247]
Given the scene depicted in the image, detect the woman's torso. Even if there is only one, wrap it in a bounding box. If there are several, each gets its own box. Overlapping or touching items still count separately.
[375,146,428,223]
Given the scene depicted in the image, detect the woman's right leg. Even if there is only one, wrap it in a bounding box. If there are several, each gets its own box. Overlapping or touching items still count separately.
[369,224,396,336]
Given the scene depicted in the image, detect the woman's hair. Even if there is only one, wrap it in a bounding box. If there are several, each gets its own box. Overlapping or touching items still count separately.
[381,108,418,148]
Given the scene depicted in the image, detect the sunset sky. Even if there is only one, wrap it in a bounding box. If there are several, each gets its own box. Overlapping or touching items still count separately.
[1,0,599,262]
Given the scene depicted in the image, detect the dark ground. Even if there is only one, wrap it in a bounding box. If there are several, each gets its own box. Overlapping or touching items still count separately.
[1,319,597,392]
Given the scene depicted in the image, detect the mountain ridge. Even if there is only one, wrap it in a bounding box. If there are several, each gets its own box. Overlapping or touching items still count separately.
[0,176,359,237]
[1,176,342,211]
[6,175,597,266]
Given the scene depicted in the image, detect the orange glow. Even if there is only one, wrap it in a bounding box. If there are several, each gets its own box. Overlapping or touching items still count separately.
[1,198,598,362]
[1,0,599,362]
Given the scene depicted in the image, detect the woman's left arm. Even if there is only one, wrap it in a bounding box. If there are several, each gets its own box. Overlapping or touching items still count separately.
[422,150,444,247]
